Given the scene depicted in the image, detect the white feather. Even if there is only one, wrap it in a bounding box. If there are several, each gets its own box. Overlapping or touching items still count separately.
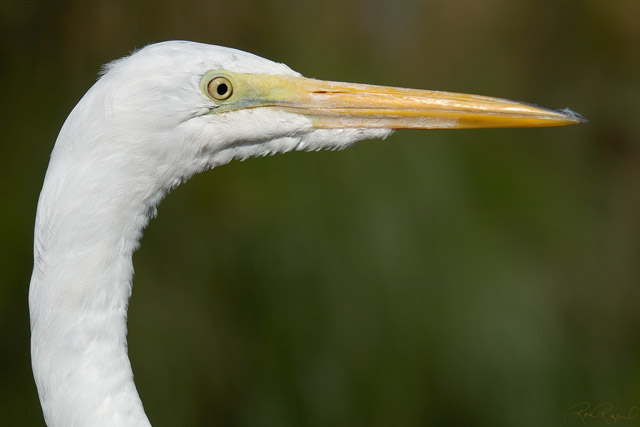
[30,41,391,427]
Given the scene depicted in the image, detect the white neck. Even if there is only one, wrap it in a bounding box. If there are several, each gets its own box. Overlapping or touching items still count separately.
[29,137,158,427]
[28,56,393,425]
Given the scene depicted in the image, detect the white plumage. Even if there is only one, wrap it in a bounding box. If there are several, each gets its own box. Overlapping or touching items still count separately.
[30,41,582,426]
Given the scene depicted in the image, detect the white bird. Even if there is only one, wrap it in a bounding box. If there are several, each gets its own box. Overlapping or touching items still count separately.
[29,41,583,427]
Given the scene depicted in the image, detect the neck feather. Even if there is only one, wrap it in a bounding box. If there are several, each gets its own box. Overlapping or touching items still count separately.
[29,140,159,427]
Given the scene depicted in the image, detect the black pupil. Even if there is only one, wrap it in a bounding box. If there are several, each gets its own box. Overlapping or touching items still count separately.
[217,83,228,96]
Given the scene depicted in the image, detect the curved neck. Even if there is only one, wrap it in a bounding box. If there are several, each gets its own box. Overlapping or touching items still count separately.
[29,148,156,427]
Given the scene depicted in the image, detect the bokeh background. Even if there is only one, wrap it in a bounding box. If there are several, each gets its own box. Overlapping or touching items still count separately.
[1,0,639,425]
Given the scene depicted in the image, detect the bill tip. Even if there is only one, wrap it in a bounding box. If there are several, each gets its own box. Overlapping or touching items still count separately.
[559,107,588,124]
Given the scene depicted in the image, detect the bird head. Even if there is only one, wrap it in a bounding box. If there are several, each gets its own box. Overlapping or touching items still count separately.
[55,41,584,195]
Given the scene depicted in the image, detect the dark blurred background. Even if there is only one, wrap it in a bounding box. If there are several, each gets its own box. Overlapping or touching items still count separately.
[1,0,639,425]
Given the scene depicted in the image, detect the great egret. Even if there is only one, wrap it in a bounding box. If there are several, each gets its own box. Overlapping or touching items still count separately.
[29,40,584,427]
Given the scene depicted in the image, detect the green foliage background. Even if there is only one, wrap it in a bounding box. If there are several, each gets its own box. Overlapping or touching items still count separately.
[1,0,639,425]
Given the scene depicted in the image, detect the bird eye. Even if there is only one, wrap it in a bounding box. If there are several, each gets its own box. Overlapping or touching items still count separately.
[207,76,233,101]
